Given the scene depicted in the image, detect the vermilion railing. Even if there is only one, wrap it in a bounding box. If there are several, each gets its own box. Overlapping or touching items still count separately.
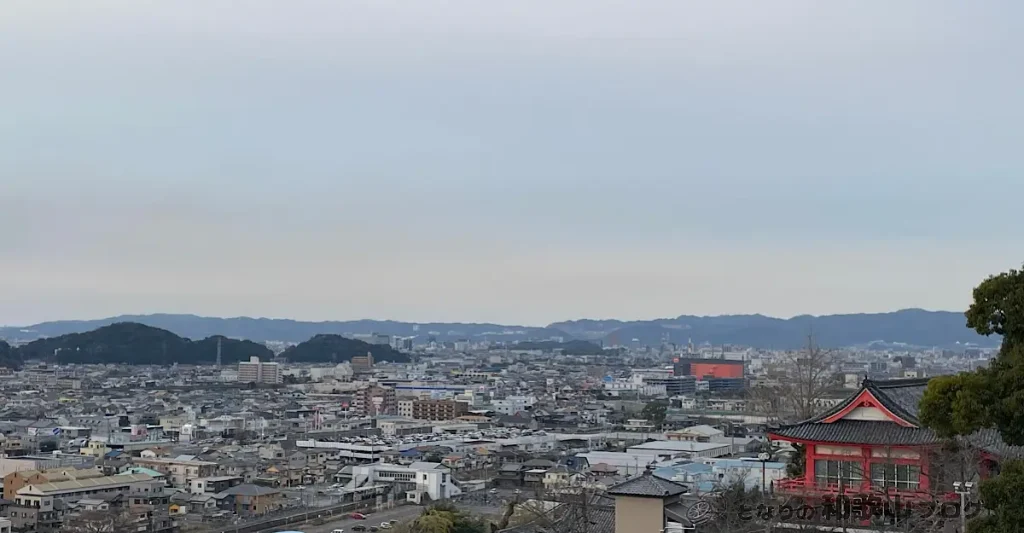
[773,478,950,501]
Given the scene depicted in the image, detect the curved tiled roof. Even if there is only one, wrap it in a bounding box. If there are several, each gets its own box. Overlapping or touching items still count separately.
[864,378,931,425]
[606,469,687,498]
[770,378,934,445]
[797,378,931,426]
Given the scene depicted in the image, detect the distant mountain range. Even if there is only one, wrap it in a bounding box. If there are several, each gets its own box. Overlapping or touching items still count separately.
[0,314,568,345]
[549,309,999,349]
[1,322,410,369]
[0,309,999,351]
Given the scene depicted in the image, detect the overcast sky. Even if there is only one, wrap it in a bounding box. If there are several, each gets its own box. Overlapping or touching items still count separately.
[2,1,1023,326]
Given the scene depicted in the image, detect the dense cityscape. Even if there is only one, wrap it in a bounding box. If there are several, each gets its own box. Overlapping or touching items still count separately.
[0,301,1012,533]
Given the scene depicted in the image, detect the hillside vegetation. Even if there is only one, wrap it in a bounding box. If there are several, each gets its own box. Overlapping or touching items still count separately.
[281,334,410,363]
[7,322,408,366]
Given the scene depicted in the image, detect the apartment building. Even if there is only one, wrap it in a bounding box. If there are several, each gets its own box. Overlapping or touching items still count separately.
[351,352,375,373]
[237,357,282,384]
[353,385,396,416]
[397,400,414,418]
[411,400,468,421]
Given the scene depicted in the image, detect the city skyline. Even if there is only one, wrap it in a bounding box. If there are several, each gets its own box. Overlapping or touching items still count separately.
[4,1,1023,325]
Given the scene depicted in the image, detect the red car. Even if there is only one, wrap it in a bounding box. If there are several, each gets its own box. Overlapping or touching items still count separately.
[350,513,367,520]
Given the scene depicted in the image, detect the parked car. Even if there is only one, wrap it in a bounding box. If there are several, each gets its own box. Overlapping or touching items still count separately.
[351,526,367,532]
[380,523,392,529]
[332,529,345,533]
[350,513,367,520]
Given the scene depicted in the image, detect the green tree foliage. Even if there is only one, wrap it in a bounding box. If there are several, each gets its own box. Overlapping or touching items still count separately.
[640,400,668,428]
[409,504,488,533]
[0,340,22,369]
[920,266,1024,444]
[969,460,1024,533]
[919,264,1024,533]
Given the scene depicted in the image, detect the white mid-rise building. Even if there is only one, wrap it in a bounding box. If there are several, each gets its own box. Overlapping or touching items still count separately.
[238,357,282,384]
[347,462,460,502]
[397,400,414,418]
[492,395,537,415]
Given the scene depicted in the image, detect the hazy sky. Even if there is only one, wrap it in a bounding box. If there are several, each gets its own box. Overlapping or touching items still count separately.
[3,1,1023,326]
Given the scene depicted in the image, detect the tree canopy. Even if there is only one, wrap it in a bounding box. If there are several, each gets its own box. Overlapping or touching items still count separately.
[640,400,668,428]
[0,340,21,369]
[920,266,1024,445]
[918,264,1024,533]
[406,503,488,533]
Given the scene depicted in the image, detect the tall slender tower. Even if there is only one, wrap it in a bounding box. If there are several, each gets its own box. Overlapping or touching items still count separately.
[216,337,222,368]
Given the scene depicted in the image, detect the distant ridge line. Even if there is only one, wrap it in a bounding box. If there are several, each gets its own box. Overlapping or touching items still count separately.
[0,309,999,349]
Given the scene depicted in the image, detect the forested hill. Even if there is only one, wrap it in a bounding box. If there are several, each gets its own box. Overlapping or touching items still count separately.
[0,340,19,369]
[6,322,409,367]
[280,334,410,363]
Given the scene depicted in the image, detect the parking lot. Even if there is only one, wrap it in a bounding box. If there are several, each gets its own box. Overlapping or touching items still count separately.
[298,506,423,533]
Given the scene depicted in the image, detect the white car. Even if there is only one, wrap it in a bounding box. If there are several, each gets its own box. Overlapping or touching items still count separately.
[332,529,345,533]
[379,522,392,529]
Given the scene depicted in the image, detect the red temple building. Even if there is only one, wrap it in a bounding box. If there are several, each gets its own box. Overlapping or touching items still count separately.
[768,378,1023,502]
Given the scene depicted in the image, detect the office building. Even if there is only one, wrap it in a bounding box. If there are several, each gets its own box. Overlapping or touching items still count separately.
[644,376,697,396]
[703,377,746,393]
[673,358,744,379]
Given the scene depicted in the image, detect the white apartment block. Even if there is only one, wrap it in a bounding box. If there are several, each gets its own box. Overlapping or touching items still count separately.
[238,357,282,384]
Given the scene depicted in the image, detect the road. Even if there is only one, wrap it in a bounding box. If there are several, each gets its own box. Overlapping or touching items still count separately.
[288,505,423,533]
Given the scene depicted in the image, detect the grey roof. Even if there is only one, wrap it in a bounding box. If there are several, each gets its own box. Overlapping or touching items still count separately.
[523,459,556,468]
[968,429,1024,459]
[770,420,941,446]
[867,378,930,424]
[408,461,447,471]
[219,484,281,497]
[20,474,154,496]
[664,501,696,527]
[607,470,686,498]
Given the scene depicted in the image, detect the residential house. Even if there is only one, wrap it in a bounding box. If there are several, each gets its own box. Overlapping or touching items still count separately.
[132,457,219,489]
[215,485,285,516]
